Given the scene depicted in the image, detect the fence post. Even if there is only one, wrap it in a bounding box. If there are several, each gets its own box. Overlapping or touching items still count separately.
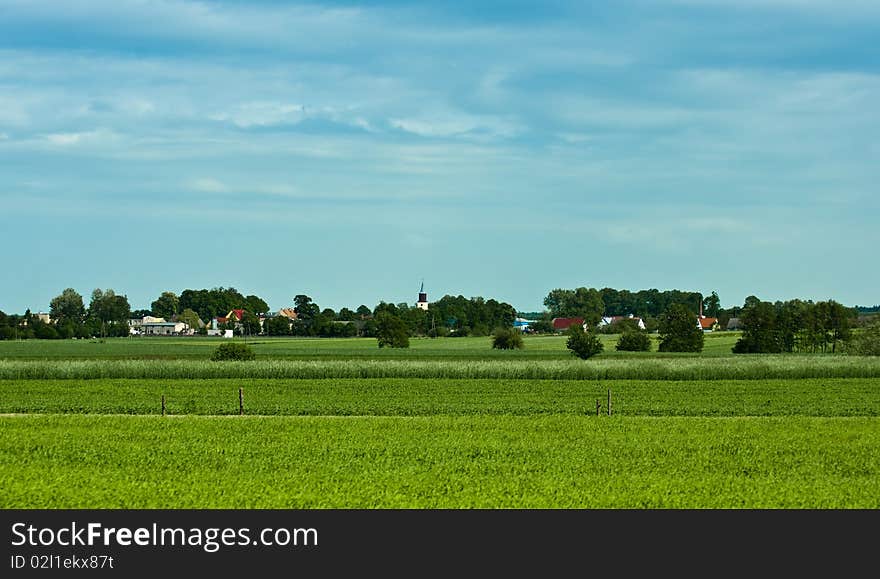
[607,389,612,416]
[239,387,244,416]
[161,395,166,416]
[596,399,601,416]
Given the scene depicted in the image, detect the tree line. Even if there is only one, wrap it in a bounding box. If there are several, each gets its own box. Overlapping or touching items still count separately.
[0,287,516,341]
[732,297,855,354]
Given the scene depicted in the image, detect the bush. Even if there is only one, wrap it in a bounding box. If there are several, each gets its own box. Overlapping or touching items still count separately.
[210,341,256,361]
[566,324,603,359]
[492,327,524,350]
[616,331,652,352]
[852,317,880,356]
[376,312,410,348]
[658,304,705,353]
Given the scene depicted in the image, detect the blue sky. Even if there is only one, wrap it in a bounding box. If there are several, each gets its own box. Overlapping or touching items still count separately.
[2,0,878,315]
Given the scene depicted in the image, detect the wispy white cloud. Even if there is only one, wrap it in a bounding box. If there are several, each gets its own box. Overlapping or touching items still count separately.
[211,102,307,128]
[189,177,228,193]
[44,129,118,146]
[389,110,520,139]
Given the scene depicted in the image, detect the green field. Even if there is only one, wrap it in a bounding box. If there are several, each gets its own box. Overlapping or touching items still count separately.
[1,334,878,508]
[2,415,878,508]
[0,332,741,359]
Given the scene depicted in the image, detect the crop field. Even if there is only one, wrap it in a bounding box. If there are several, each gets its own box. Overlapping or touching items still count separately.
[1,334,878,508]
[0,332,741,360]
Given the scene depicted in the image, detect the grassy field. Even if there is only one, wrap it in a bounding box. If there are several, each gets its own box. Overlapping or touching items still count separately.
[1,334,878,508]
[2,377,878,417]
[0,332,742,359]
[2,415,878,508]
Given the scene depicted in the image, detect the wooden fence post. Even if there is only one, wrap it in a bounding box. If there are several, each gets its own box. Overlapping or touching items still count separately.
[607,389,612,416]
[239,387,244,416]
[596,399,601,416]
[161,395,166,416]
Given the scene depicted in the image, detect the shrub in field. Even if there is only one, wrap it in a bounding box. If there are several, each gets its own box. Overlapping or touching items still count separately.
[852,317,880,356]
[210,342,256,361]
[658,304,704,353]
[616,331,651,352]
[376,312,410,348]
[492,327,524,350]
[566,324,603,359]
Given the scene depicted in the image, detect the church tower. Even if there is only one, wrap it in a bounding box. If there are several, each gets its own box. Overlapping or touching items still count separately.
[416,280,429,310]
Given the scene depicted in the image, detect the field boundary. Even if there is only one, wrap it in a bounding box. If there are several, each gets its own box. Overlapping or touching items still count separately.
[2,357,880,380]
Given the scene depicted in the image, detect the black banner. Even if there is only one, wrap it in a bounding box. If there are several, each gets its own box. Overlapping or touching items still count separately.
[1,509,874,575]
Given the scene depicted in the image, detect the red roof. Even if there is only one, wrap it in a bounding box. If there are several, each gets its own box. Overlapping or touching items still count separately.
[552,317,584,330]
[698,317,718,329]
[216,317,228,324]
[229,309,245,321]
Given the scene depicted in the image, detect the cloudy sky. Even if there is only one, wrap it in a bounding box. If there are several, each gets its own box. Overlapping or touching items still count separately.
[2,0,878,314]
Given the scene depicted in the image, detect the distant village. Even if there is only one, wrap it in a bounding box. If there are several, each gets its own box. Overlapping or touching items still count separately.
[3,283,873,350]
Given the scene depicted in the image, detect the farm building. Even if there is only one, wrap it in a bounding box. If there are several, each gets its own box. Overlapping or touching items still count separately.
[599,315,646,330]
[552,317,585,332]
[274,308,298,321]
[698,316,720,332]
[513,317,537,331]
[141,321,190,336]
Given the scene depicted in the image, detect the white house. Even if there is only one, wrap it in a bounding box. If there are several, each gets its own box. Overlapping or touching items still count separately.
[141,321,190,336]
[598,315,647,330]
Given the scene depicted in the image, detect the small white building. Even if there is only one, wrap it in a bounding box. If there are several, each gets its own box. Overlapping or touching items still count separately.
[142,321,189,336]
[598,315,647,330]
[207,328,234,338]
[130,316,168,335]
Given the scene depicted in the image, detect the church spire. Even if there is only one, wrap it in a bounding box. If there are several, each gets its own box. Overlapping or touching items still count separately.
[417,280,428,310]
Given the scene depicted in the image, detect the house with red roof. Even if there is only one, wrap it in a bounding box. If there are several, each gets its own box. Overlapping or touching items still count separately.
[697,302,720,332]
[698,316,720,332]
[225,309,245,322]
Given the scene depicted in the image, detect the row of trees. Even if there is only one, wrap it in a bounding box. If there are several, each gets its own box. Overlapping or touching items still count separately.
[542,286,720,323]
[0,288,133,340]
[265,294,517,340]
[733,297,856,354]
[564,303,705,359]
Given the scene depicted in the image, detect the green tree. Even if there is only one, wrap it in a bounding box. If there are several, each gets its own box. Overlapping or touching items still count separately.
[49,288,85,324]
[88,289,131,338]
[852,316,880,356]
[566,324,603,359]
[375,311,409,348]
[338,307,357,321]
[244,295,269,315]
[616,331,652,352]
[238,310,262,337]
[733,298,782,353]
[294,295,320,321]
[492,326,524,350]
[658,304,704,353]
[702,291,721,318]
[264,315,291,336]
[178,308,202,332]
[211,341,256,361]
[815,300,854,354]
[544,287,605,326]
[151,291,179,319]
[529,314,554,334]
